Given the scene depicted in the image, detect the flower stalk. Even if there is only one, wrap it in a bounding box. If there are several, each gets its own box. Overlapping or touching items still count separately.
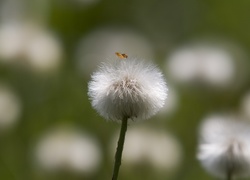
[112,117,128,180]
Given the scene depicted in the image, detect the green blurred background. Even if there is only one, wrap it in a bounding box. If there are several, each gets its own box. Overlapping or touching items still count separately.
[0,0,250,179]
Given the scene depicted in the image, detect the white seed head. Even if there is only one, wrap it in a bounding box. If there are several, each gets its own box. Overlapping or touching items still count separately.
[88,58,168,122]
[166,43,236,87]
[35,128,102,174]
[25,30,62,73]
[0,21,62,74]
[197,114,250,178]
[110,127,182,171]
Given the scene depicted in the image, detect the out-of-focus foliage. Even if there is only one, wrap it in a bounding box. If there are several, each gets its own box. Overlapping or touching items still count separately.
[1,0,250,180]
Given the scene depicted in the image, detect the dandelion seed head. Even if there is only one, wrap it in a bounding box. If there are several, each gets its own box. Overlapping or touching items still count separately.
[110,127,182,171]
[197,114,250,178]
[166,42,237,88]
[88,57,167,122]
[35,127,102,174]
[26,30,62,73]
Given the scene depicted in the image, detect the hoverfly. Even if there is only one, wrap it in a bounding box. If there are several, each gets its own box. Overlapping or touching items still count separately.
[115,52,128,59]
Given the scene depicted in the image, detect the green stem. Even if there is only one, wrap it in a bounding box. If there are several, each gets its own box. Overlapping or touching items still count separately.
[112,117,128,180]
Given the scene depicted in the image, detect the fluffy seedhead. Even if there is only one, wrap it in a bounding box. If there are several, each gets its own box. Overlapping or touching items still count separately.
[197,115,250,178]
[88,57,168,122]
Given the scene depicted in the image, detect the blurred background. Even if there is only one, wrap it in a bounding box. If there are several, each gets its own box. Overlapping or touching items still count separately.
[0,0,250,179]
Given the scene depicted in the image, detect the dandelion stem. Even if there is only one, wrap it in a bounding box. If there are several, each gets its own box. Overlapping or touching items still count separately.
[112,117,128,180]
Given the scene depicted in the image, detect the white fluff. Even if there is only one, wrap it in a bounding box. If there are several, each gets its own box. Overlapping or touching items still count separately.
[35,128,102,174]
[197,114,250,178]
[0,22,62,73]
[110,127,182,171]
[166,43,235,87]
[88,58,168,122]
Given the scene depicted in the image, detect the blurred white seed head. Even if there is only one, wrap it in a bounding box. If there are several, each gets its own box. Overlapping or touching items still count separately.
[166,43,236,87]
[88,57,168,122]
[76,28,154,76]
[35,128,102,174]
[197,114,250,178]
[202,50,234,85]
[167,48,199,83]
[0,84,21,130]
[25,29,62,73]
[110,127,182,171]
[0,21,62,73]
